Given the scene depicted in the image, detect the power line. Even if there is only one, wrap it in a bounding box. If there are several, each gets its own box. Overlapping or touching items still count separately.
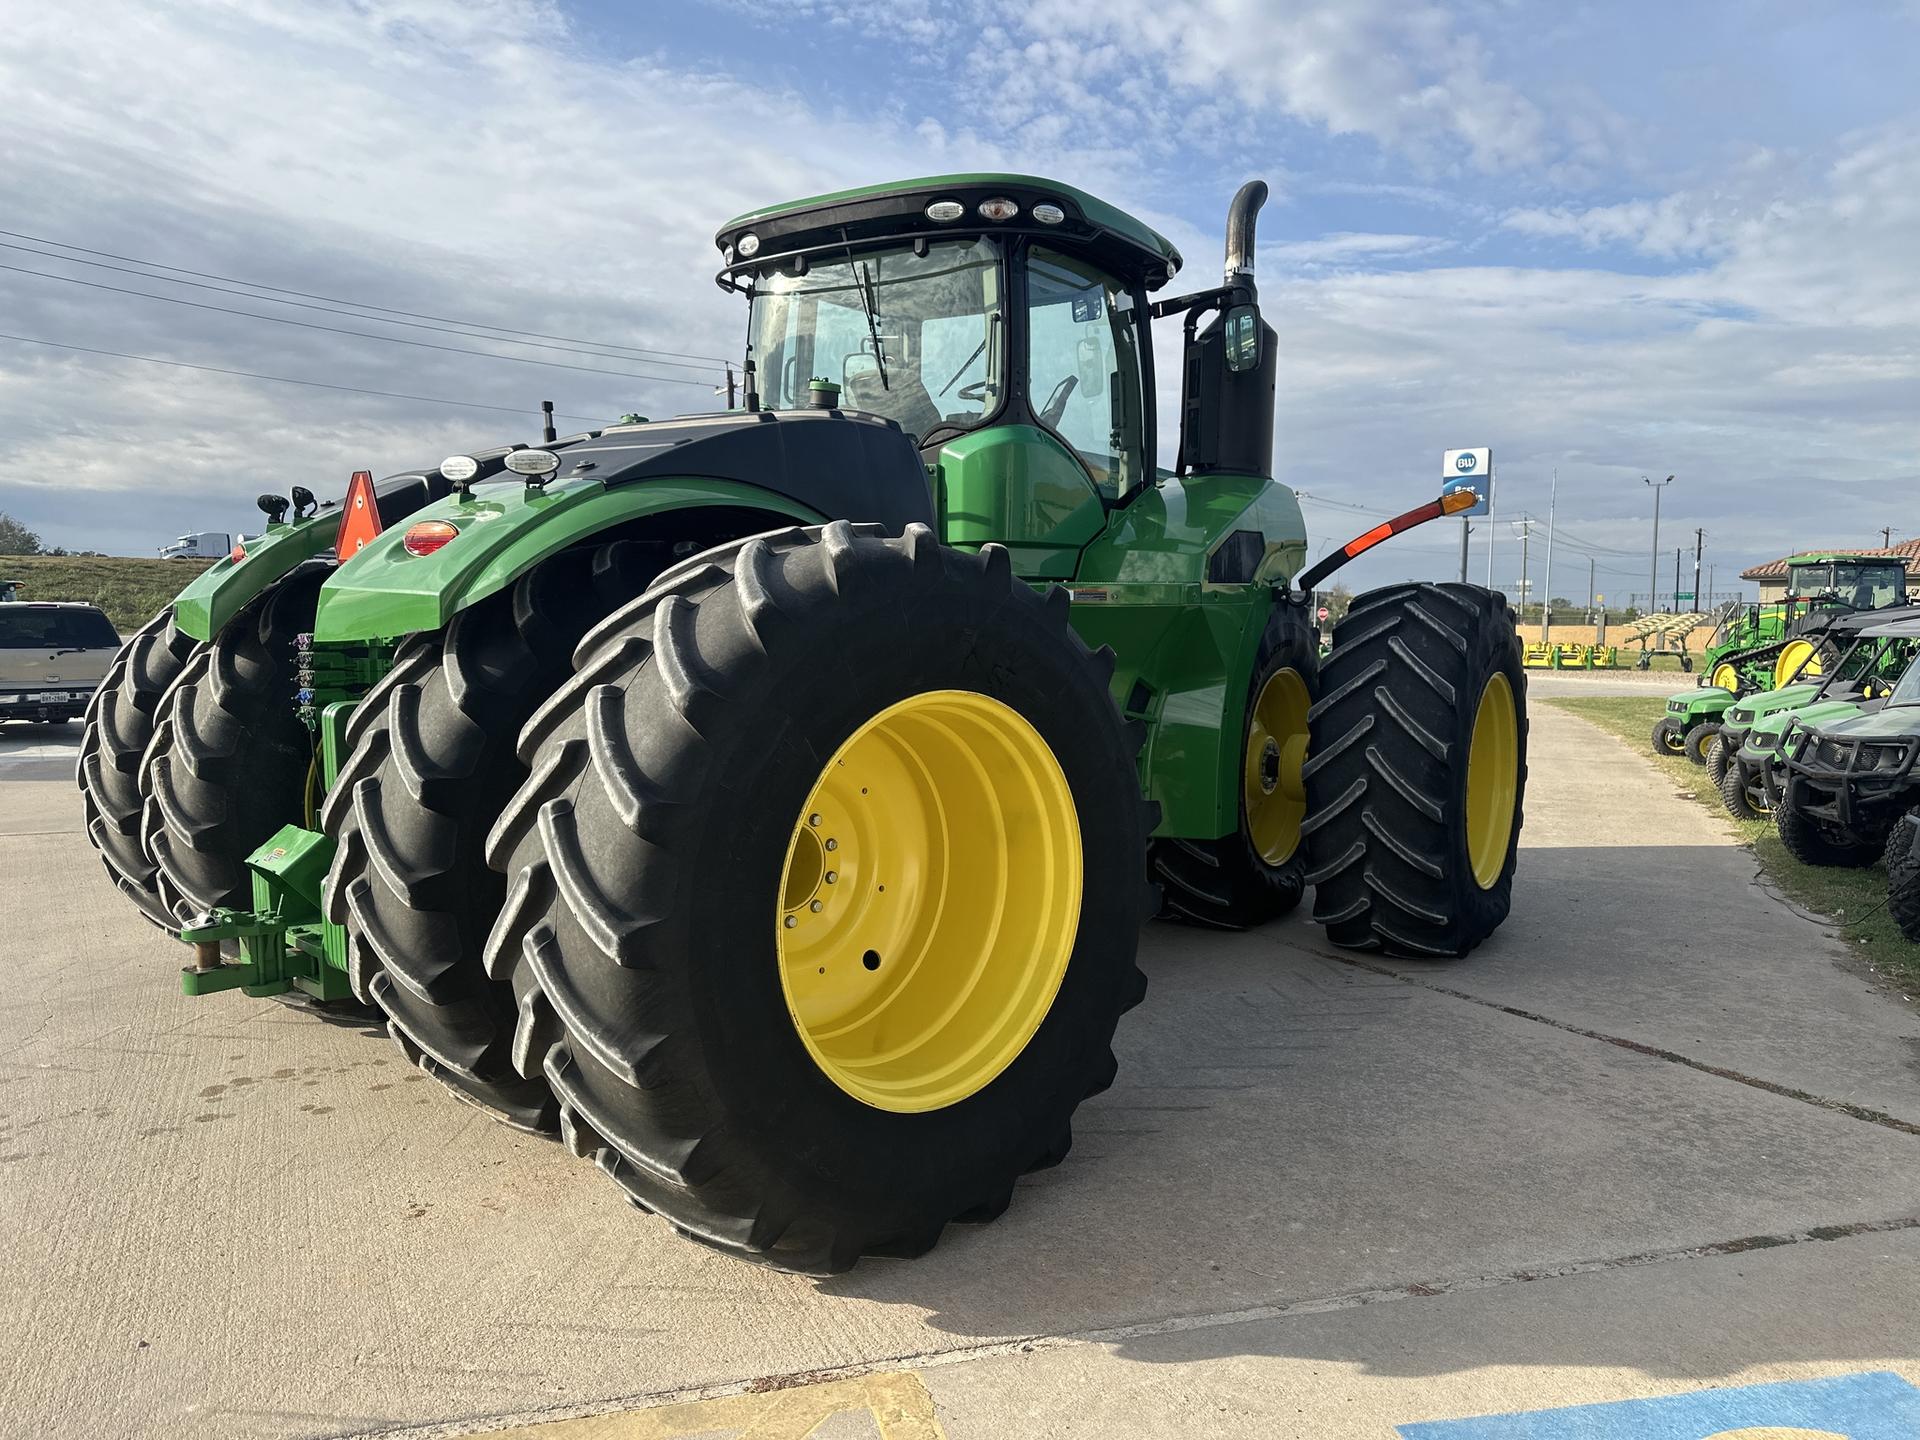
[0,261,722,388]
[0,239,726,375]
[0,330,611,423]
[0,227,733,366]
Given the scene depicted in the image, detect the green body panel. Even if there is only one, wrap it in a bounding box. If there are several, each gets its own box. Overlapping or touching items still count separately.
[1804,702,1920,744]
[1060,473,1308,839]
[171,509,338,641]
[1742,697,1866,766]
[313,477,827,642]
[936,426,1107,577]
[723,173,1182,276]
[1664,687,1737,725]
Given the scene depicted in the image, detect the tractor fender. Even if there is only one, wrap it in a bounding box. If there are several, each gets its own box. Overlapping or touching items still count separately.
[171,508,340,642]
[312,476,827,642]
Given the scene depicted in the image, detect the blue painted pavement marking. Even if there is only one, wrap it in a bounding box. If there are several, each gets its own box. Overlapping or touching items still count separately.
[1397,1370,1920,1438]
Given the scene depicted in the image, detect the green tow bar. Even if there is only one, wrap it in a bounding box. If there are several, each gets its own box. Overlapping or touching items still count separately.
[177,701,359,1002]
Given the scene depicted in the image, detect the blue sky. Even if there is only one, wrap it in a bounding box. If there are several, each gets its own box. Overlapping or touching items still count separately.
[1,0,1915,601]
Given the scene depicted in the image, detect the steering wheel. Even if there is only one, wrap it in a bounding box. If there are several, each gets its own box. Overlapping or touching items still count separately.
[957,380,990,402]
[1039,375,1078,429]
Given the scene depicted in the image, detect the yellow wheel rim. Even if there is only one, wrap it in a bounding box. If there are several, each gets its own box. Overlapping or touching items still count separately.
[775,690,1081,1113]
[1773,639,1822,689]
[1245,667,1311,865]
[1711,662,1739,692]
[1464,672,1518,890]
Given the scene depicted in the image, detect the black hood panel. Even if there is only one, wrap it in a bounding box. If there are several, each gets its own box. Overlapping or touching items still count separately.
[555,409,934,532]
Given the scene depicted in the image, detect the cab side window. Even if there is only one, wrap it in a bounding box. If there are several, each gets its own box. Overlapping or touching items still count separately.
[1026,247,1146,498]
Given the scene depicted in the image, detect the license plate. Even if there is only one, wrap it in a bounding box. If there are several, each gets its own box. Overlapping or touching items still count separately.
[27,692,75,702]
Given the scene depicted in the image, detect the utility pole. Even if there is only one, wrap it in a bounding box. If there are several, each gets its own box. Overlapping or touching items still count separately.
[1674,547,1683,613]
[1644,474,1674,612]
[1458,516,1470,584]
[1692,528,1704,613]
[1512,517,1535,624]
[1588,556,1597,639]
[1884,527,1895,549]
[1709,564,1715,607]
[1541,467,1559,645]
[1485,465,1497,590]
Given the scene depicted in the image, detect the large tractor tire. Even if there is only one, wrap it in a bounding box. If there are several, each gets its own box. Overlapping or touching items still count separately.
[1683,722,1720,767]
[482,522,1152,1272]
[1302,582,1527,958]
[1153,600,1316,928]
[1719,757,1771,820]
[78,606,202,927]
[1772,616,1841,690]
[321,540,664,1131]
[142,566,327,924]
[1774,802,1880,868]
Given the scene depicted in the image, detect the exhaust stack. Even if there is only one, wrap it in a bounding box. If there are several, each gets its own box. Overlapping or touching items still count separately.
[1175,181,1278,479]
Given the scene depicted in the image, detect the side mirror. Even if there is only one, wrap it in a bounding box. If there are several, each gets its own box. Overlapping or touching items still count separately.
[1224,304,1261,373]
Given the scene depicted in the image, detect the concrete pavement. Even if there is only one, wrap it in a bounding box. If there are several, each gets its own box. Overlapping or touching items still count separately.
[1,687,1916,1439]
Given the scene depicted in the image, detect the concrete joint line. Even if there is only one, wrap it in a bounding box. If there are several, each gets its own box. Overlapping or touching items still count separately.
[1318,947,1920,1138]
[358,1215,1920,1440]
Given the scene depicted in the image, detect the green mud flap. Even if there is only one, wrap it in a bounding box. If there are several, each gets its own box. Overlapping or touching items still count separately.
[178,824,348,1001]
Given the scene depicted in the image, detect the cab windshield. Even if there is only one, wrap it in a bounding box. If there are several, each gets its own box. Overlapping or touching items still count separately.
[747,238,1002,448]
[1790,562,1907,608]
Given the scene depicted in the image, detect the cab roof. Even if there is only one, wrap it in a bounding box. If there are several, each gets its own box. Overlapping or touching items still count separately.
[1788,551,1895,565]
[716,173,1183,292]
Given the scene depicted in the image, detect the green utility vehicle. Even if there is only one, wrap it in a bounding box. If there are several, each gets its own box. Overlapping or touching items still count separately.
[79,175,1525,1272]
[1652,555,1911,763]
[1714,612,1920,819]
[1775,644,1920,866]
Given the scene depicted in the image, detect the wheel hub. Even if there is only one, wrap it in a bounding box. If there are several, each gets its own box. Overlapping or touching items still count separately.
[1244,667,1311,865]
[775,690,1081,1114]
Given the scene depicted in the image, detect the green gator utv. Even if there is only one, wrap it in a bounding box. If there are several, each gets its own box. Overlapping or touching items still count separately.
[1651,553,1910,763]
[79,175,1526,1272]
[1776,646,1920,868]
[1713,612,1920,819]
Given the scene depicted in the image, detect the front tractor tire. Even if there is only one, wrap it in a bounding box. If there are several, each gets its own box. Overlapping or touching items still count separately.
[1705,733,1732,788]
[1651,718,1685,758]
[141,566,328,924]
[1719,757,1772,820]
[1302,582,1527,958]
[482,522,1152,1272]
[78,605,202,927]
[1153,602,1317,928]
[1683,722,1720,767]
[320,541,664,1131]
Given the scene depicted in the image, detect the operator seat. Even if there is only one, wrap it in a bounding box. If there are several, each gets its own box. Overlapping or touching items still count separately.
[842,355,944,447]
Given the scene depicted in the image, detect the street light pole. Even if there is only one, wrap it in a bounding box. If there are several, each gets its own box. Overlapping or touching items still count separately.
[1644,474,1674,613]
[1692,528,1704,614]
[1542,467,1558,645]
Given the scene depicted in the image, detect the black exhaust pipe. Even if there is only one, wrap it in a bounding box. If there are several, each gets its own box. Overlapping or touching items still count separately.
[1223,179,1268,293]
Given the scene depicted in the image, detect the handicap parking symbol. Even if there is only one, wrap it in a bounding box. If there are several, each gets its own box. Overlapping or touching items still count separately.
[1397,1371,1920,1438]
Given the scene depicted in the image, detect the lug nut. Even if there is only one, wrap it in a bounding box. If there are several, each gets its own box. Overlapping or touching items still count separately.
[825,871,837,883]
[810,900,823,912]
[808,813,822,827]
[825,838,838,851]
[783,915,797,929]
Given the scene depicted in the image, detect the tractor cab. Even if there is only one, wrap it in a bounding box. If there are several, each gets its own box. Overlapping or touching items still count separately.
[1784,552,1909,610]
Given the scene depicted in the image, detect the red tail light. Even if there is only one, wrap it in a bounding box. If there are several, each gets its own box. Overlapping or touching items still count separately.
[402,520,459,557]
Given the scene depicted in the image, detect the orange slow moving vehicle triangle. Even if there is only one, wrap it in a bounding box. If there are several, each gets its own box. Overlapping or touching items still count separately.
[335,470,382,558]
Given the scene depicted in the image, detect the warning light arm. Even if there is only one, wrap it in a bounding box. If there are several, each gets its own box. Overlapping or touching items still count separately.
[1294,490,1478,596]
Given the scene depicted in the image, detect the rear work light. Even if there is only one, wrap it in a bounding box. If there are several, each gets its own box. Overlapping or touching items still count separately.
[402,520,459,557]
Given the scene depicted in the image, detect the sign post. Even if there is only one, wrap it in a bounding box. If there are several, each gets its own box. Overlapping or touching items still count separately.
[1442,448,1491,584]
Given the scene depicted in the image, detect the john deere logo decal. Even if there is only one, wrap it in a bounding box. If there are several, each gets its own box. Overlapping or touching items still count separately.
[1455,453,1477,472]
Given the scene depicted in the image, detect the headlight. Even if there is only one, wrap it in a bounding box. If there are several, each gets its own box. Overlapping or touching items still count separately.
[1867,742,1907,771]
[736,232,761,258]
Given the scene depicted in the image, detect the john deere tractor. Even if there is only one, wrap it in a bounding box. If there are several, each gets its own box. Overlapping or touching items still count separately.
[1652,553,1911,763]
[80,175,1526,1271]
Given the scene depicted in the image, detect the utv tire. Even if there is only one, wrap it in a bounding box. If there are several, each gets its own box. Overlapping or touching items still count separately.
[142,566,326,923]
[321,541,664,1131]
[1651,718,1684,757]
[1153,600,1316,928]
[1705,733,1731,788]
[1719,758,1770,820]
[1774,802,1879,868]
[78,606,202,927]
[482,522,1152,1272]
[1302,582,1527,958]
[1683,722,1719,767]
[1887,813,1920,942]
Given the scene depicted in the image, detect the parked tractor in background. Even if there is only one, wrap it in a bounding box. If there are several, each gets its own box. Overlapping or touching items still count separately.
[1652,553,1912,763]
[78,175,1526,1273]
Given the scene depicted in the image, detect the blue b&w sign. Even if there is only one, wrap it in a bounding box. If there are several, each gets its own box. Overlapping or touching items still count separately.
[1442,447,1491,515]
[1398,1370,1920,1438]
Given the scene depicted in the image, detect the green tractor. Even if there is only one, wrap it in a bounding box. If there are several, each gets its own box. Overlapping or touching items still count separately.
[1775,648,1920,869]
[1713,612,1920,819]
[1652,553,1911,763]
[79,175,1526,1271]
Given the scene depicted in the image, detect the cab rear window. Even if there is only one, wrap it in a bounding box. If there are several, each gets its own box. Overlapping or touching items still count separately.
[0,607,120,649]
